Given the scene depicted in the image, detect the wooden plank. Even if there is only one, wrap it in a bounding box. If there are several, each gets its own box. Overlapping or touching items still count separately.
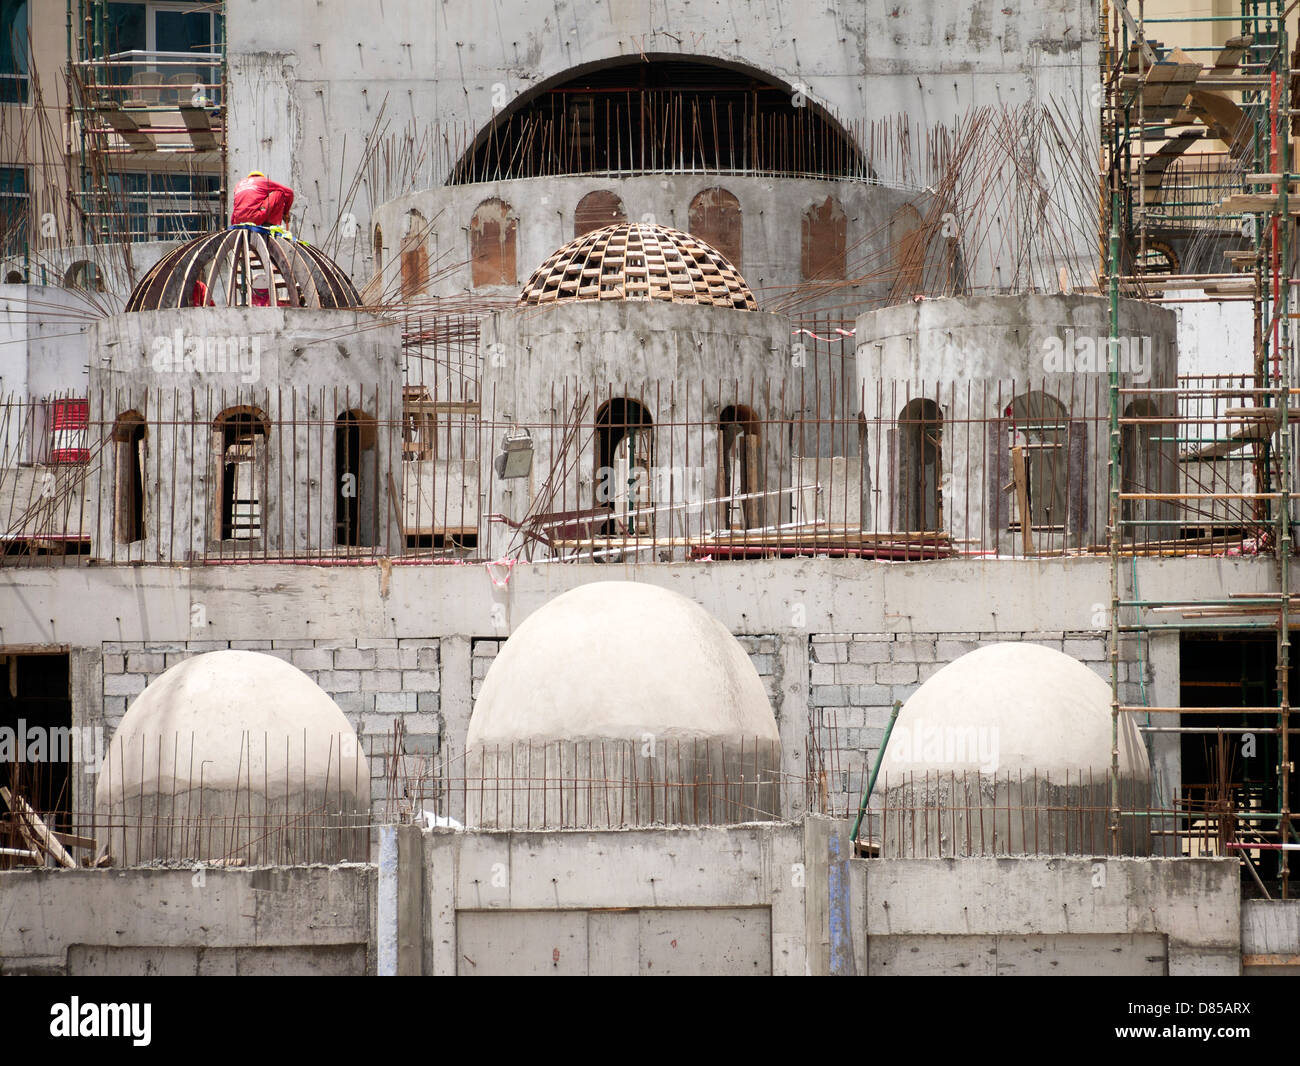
[0,786,75,868]
[179,105,218,150]
[1212,34,1253,73]
[50,829,96,850]
[96,104,156,152]
[1012,445,1034,555]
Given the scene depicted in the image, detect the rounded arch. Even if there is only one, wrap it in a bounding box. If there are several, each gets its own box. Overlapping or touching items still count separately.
[212,406,269,542]
[689,187,742,269]
[470,197,518,288]
[1006,391,1069,535]
[896,397,942,533]
[447,55,869,184]
[112,411,148,544]
[111,409,147,443]
[574,190,626,238]
[400,210,429,299]
[64,259,102,292]
[212,405,270,436]
[802,196,846,281]
[718,404,763,531]
[595,397,654,535]
[889,204,925,293]
[335,408,378,548]
[1121,398,1161,537]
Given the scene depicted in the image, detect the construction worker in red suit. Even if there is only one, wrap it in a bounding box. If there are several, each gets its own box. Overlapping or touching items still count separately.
[231,170,294,228]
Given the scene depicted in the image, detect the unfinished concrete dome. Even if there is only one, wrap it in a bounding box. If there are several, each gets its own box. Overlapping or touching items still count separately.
[518,222,758,309]
[873,642,1151,856]
[125,227,360,310]
[95,650,369,865]
[467,580,780,827]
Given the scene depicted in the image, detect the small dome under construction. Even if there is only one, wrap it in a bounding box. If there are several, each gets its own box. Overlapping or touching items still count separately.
[518,222,758,310]
[125,227,361,311]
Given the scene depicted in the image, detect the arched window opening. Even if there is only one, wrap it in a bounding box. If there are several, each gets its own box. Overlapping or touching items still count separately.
[448,59,867,184]
[64,259,102,292]
[596,399,653,535]
[888,204,925,294]
[213,407,268,541]
[335,409,377,548]
[400,210,429,299]
[470,198,517,287]
[112,412,146,543]
[897,398,942,532]
[718,404,762,531]
[801,196,847,281]
[688,187,741,268]
[1121,399,1161,543]
[373,223,384,274]
[1007,392,1068,534]
[574,190,627,238]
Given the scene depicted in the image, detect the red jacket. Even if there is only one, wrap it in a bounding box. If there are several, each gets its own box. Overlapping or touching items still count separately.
[231,174,295,227]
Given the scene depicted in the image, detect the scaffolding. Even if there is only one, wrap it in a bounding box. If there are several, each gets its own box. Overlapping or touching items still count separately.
[1104,0,1296,896]
[65,0,227,251]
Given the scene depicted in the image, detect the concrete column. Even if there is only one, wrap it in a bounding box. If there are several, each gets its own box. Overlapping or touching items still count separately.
[377,827,398,975]
[396,823,424,975]
[439,634,473,757]
[69,645,103,819]
[377,823,426,976]
[778,634,809,820]
[1147,631,1180,855]
[802,815,856,976]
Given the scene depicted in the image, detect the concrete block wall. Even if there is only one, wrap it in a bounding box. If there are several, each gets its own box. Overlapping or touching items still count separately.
[806,630,1147,811]
[100,637,441,814]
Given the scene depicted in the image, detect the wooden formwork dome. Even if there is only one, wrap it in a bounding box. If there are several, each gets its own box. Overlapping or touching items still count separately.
[518,222,757,310]
[125,226,361,311]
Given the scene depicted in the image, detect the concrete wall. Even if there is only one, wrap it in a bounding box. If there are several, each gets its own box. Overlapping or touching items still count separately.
[481,300,798,553]
[0,865,373,976]
[88,307,404,560]
[0,284,94,416]
[1241,899,1300,975]
[854,294,1180,551]
[373,174,918,314]
[226,0,1099,258]
[854,857,1242,975]
[423,822,810,975]
[0,819,1269,977]
[0,554,1289,824]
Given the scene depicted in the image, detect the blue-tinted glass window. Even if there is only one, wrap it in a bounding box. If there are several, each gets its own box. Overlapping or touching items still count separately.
[0,166,28,256]
[0,1,28,105]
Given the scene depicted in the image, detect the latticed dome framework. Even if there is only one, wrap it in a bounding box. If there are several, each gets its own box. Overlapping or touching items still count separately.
[125,227,360,311]
[518,222,757,309]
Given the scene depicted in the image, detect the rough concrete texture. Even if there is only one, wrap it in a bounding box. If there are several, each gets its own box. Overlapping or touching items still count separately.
[424,823,808,976]
[1241,899,1300,975]
[225,0,1098,269]
[95,651,370,864]
[373,174,918,314]
[0,865,373,976]
[88,307,403,561]
[854,857,1241,975]
[481,299,798,553]
[0,554,1285,821]
[855,294,1180,549]
[466,581,781,827]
